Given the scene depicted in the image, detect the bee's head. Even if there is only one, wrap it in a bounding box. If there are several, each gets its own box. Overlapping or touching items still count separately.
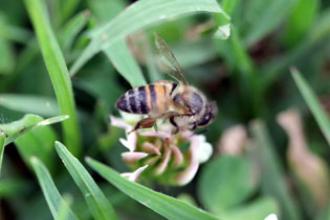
[196,101,218,128]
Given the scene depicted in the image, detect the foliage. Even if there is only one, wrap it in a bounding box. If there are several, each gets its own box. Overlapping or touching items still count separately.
[0,0,330,220]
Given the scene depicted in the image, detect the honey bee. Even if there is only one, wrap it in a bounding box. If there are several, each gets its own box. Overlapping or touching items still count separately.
[116,34,217,133]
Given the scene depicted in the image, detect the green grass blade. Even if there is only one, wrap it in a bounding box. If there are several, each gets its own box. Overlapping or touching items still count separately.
[88,0,146,87]
[0,94,59,116]
[59,10,90,53]
[70,0,227,75]
[0,178,28,198]
[0,114,68,146]
[244,0,297,46]
[104,40,146,87]
[86,158,219,220]
[15,125,57,171]
[56,195,73,220]
[24,0,81,156]
[55,142,118,220]
[291,69,330,145]
[0,132,5,176]
[30,157,79,220]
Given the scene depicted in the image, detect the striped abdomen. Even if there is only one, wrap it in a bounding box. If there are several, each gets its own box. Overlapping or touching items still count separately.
[116,81,177,115]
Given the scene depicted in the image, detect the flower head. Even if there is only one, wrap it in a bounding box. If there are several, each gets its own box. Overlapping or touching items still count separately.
[110,112,213,186]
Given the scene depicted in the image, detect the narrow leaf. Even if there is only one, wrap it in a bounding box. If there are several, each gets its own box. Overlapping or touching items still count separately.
[87,158,219,220]
[55,142,118,220]
[104,40,146,87]
[0,132,5,176]
[15,125,57,171]
[0,114,68,146]
[30,157,78,220]
[24,0,81,155]
[291,69,330,145]
[88,0,146,87]
[70,0,227,75]
[59,10,90,52]
[0,94,59,116]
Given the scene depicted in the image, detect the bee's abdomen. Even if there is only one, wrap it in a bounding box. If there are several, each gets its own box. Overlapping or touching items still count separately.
[116,86,150,114]
[116,82,175,115]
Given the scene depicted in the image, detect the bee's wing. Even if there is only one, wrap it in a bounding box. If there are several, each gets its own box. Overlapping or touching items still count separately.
[155,33,189,85]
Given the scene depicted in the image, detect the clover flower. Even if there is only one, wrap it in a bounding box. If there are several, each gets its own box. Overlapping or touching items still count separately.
[110,112,213,186]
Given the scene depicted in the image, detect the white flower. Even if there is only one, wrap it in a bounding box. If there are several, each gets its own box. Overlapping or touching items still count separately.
[110,114,214,185]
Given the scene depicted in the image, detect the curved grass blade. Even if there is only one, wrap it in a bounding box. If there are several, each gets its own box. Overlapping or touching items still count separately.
[24,0,81,156]
[104,35,146,87]
[70,0,227,75]
[0,132,5,176]
[30,157,78,220]
[59,10,90,53]
[0,114,68,146]
[291,69,330,145]
[57,195,73,220]
[86,158,219,220]
[88,0,146,87]
[16,125,57,171]
[55,142,118,220]
[0,114,67,175]
[0,94,59,116]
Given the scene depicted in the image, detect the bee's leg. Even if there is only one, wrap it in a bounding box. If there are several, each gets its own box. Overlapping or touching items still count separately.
[169,116,180,134]
[129,117,156,133]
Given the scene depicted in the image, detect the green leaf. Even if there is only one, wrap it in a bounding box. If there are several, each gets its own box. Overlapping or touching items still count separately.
[86,158,219,220]
[88,0,146,87]
[283,0,320,46]
[104,40,146,87]
[30,157,78,220]
[70,0,227,75]
[244,0,297,46]
[24,0,81,156]
[0,132,5,176]
[57,195,74,220]
[0,94,59,116]
[0,114,67,175]
[59,10,90,53]
[223,197,279,220]
[250,120,301,220]
[55,141,118,220]
[0,38,15,74]
[0,114,68,146]
[0,178,28,198]
[15,125,57,171]
[198,155,257,214]
[291,69,330,145]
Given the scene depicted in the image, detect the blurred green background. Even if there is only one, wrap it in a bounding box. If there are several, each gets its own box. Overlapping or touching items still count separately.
[0,0,330,219]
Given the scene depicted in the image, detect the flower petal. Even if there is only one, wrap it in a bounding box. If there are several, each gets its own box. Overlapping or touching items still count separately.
[171,145,184,167]
[155,146,171,176]
[174,135,200,185]
[139,130,171,139]
[121,165,149,182]
[122,152,148,163]
[142,142,161,155]
[119,132,137,152]
[110,115,132,130]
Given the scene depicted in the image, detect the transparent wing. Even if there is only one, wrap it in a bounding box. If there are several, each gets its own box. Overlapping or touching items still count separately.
[155,33,189,85]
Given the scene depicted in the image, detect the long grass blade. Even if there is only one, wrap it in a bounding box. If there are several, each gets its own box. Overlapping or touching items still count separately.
[0,132,5,176]
[0,94,59,116]
[70,0,227,75]
[30,157,78,220]
[291,69,330,145]
[24,0,81,156]
[55,142,118,220]
[87,158,219,220]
